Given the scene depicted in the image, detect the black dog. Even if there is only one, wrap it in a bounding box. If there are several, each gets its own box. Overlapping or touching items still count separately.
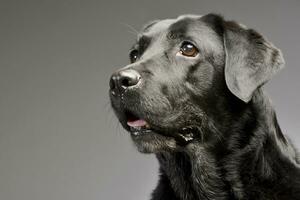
[109,14,300,200]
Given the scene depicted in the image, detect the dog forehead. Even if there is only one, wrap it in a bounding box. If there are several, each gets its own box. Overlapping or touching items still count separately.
[139,15,220,42]
[138,15,223,54]
[140,15,203,36]
[139,19,174,38]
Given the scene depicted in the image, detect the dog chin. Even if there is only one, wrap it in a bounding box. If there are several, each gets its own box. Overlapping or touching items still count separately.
[129,130,178,153]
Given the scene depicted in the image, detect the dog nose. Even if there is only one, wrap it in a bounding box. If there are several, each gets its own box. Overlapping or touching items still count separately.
[109,69,141,94]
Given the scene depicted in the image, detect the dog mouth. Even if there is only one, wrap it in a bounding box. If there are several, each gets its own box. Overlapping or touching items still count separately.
[123,110,199,145]
[127,119,152,136]
[125,110,152,135]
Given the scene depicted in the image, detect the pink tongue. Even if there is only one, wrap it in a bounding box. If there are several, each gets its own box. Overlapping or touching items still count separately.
[127,119,147,127]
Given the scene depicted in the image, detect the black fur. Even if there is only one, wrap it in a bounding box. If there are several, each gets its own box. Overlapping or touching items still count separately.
[109,13,300,200]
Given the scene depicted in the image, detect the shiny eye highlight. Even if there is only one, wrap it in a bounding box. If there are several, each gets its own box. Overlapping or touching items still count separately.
[179,41,199,57]
[129,49,139,63]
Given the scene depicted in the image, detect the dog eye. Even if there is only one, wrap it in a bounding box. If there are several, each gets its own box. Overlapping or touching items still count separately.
[179,42,199,57]
[129,49,139,63]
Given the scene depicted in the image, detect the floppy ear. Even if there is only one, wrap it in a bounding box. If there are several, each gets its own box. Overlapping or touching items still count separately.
[223,21,285,102]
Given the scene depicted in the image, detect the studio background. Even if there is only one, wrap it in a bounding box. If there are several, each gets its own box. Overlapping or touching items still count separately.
[0,0,299,200]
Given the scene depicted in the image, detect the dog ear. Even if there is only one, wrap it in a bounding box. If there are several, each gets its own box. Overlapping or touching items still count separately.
[223,21,285,102]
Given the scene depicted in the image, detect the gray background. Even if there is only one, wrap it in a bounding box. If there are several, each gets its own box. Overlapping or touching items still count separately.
[0,0,299,200]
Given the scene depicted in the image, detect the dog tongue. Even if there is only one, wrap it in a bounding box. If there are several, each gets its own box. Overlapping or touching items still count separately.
[127,119,147,127]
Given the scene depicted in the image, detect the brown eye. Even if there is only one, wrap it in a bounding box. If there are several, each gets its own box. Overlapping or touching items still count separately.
[129,49,139,63]
[179,42,199,57]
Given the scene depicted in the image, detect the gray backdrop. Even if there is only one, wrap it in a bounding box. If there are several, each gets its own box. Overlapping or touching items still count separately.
[0,0,299,200]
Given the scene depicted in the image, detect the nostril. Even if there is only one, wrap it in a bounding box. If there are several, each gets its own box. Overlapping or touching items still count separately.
[109,76,116,90]
[120,70,141,88]
[121,77,131,88]
[110,69,141,94]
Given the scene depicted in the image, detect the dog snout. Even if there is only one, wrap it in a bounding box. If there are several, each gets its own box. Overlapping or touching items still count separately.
[109,69,141,95]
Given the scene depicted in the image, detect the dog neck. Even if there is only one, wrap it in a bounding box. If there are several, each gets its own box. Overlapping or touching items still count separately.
[156,89,299,200]
[156,149,227,200]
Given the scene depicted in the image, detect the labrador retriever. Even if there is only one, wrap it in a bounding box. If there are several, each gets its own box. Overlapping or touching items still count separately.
[109,13,300,200]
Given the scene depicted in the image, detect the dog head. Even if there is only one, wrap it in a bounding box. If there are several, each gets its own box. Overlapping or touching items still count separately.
[109,14,284,153]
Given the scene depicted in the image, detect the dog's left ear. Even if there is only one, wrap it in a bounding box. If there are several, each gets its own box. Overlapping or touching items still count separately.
[223,21,285,102]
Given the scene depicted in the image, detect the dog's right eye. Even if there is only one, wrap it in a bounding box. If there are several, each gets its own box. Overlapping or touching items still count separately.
[179,41,199,57]
[129,50,139,63]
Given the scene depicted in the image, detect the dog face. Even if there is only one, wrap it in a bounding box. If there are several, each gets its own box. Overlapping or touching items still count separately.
[109,14,284,153]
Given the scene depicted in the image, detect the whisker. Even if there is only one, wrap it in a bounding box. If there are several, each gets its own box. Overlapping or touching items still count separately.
[120,22,139,36]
